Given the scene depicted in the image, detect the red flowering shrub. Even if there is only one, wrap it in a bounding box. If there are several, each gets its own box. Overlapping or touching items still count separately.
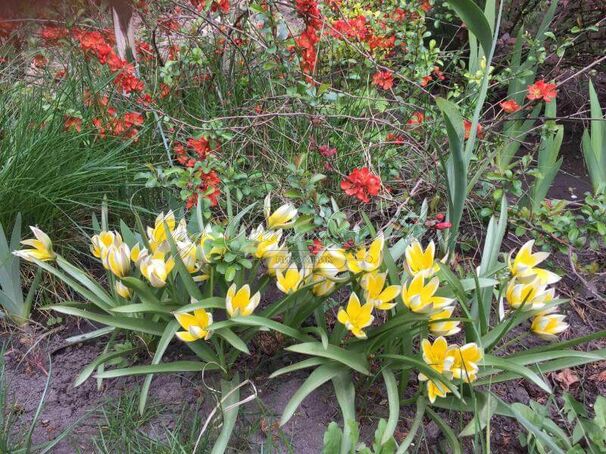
[373,70,394,90]
[464,120,484,139]
[499,99,521,113]
[341,167,381,203]
[527,80,557,103]
[318,144,337,157]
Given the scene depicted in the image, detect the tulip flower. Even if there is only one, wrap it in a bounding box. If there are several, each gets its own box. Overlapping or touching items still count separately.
[346,234,384,274]
[175,308,213,342]
[401,275,453,313]
[178,240,199,274]
[140,252,175,288]
[14,227,56,262]
[90,230,122,259]
[115,280,132,299]
[337,293,374,339]
[147,211,175,251]
[264,193,298,229]
[311,273,336,297]
[225,284,261,317]
[360,271,401,310]
[276,259,311,294]
[531,308,569,340]
[429,306,461,337]
[447,342,483,383]
[508,240,560,285]
[249,225,283,259]
[130,242,149,266]
[104,243,131,278]
[404,240,441,278]
[418,337,454,403]
[314,246,347,278]
[264,243,291,276]
[505,277,554,311]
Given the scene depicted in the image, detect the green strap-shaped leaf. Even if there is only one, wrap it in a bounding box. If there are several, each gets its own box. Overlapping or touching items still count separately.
[482,354,551,393]
[50,304,164,336]
[95,361,218,378]
[230,315,312,342]
[280,363,344,426]
[215,327,250,354]
[111,302,179,314]
[426,407,463,454]
[211,373,242,454]
[269,357,329,378]
[448,0,493,59]
[139,320,180,414]
[381,368,399,445]
[173,296,225,312]
[332,370,356,454]
[120,276,163,306]
[74,347,138,387]
[286,342,369,375]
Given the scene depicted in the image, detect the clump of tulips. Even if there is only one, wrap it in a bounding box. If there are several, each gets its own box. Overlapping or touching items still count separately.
[14,195,603,452]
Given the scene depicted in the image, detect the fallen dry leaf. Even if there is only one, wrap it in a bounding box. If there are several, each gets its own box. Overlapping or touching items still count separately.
[589,370,606,382]
[554,368,580,390]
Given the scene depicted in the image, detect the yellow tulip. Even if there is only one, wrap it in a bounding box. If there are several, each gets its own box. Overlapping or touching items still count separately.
[505,277,554,311]
[314,246,347,278]
[346,234,384,274]
[337,293,374,339]
[404,240,440,278]
[147,212,188,254]
[264,242,291,276]
[90,230,122,259]
[531,308,568,340]
[311,273,336,297]
[401,275,453,313]
[429,306,461,337]
[418,337,454,403]
[115,280,132,299]
[249,225,282,259]
[178,240,199,273]
[140,252,175,288]
[508,240,560,285]
[130,242,149,266]
[276,259,311,294]
[104,243,131,278]
[360,271,401,310]
[175,308,213,342]
[447,342,483,383]
[264,193,298,229]
[226,283,261,317]
[14,227,56,262]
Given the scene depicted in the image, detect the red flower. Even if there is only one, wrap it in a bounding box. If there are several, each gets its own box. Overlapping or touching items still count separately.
[499,99,521,113]
[40,25,68,45]
[342,239,355,250]
[64,116,82,132]
[373,70,394,90]
[420,74,433,87]
[308,238,323,255]
[407,111,425,126]
[433,66,445,81]
[187,136,211,160]
[435,213,445,221]
[78,31,113,64]
[159,83,171,98]
[32,54,48,68]
[435,221,452,230]
[114,71,144,94]
[464,120,484,139]
[527,80,557,103]
[123,112,144,128]
[386,133,405,144]
[318,144,337,157]
[54,69,66,80]
[341,167,381,203]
